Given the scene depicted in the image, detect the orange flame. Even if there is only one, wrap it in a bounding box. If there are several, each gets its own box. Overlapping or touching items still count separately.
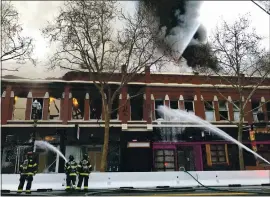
[73,98,79,107]
[49,97,55,103]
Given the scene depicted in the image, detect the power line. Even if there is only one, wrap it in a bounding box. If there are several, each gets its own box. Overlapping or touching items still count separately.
[251,0,270,15]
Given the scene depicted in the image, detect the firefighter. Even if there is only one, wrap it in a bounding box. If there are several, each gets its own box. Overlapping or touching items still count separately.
[17,152,38,194]
[64,155,78,191]
[76,154,92,191]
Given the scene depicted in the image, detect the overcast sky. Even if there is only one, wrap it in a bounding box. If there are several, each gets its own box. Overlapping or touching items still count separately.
[2,1,269,79]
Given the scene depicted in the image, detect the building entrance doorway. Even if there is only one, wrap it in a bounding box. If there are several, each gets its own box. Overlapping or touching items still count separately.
[177,146,195,171]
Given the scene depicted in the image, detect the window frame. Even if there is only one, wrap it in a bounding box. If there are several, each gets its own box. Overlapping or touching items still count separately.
[204,101,215,121]
[154,149,175,171]
[218,101,229,121]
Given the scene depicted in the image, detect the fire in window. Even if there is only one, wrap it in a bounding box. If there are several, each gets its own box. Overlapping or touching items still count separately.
[49,97,60,119]
[72,97,84,119]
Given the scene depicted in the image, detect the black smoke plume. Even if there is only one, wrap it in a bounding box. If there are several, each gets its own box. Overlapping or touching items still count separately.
[140,0,218,70]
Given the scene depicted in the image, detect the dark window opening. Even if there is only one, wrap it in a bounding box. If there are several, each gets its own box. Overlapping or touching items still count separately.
[219,101,228,120]
[170,100,178,109]
[31,98,43,120]
[111,98,119,119]
[90,98,102,119]
[267,103,270,120]
[130,95,143,120]
[155,100,164,119]
[184,100,194,112]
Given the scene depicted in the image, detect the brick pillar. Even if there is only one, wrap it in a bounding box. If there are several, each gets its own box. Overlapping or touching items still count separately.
[8,91,15,121]
[1,86,12,124]
[42,92,49,120]
[227,96,234,121]
[60,92,64,120]
[68,93,72,121]
[244,97,253,124]
[213,95,220,121]
[261,97,268,121]
[119,86,130,123]
[194,95,205,119]
[62,86,71,124]
[164,94,170,107]
[143,90,152,124]
[179,95,184,110]
[25,92,33,120]
[84,93,90,120]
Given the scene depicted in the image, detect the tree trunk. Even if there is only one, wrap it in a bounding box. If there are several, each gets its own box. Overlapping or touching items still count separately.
[100,103,110,172]
[237,122,245,170]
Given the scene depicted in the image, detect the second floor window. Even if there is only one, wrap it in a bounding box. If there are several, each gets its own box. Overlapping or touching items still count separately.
[251,101,261,122]
[233,101,240,121]
[219,101,228,121]
[267,103,270,121]
[155,99,164,119]
[170,100,178,109]
[204,101,215,121]
[13,96,27,120]
[31,98,43,120]
[184,100,194,114]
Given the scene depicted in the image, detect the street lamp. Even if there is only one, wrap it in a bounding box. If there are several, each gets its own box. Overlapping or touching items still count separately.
[31,100,42,152]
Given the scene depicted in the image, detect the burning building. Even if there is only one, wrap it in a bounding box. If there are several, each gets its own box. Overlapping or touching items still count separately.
[1,67,270,173]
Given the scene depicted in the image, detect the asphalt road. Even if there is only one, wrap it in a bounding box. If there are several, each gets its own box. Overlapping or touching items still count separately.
[2,186,270,196]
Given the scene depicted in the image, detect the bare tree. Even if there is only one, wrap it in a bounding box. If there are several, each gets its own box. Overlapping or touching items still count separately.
[199,14,270,170]
[42,0,170,171]
[1,1,35,71]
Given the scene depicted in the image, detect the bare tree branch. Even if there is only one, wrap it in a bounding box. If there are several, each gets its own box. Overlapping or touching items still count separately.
[1,1,36,69]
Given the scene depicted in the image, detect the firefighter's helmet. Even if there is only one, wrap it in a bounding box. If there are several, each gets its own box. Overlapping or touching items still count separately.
[27,152,33,159]
[69,155,74,161]
[83,153,88,160]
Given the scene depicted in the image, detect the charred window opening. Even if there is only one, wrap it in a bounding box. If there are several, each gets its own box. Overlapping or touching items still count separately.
[111,98,119,120]
[48,97,61,120]
[170,100,178,109]
[204,101,215,121]
[13,93,27,120]
[72,97,84,120]
[31,98,43,120]
[155,99,164,119]
[184,100,194,113]
[130,94,144,121]
[90,98,102,119]
[219,101,228,121]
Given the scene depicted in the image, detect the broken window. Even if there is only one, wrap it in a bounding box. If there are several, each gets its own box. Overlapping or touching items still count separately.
[204,101,215,121]
[90,98,102,119]
[130,95,143,120]
[218,101,228,120]
[170,100,178,109]
[251,101,261,122]
[184,100,194,114]
[48,97,61,120]
[72,97,84,119]
[31,98,43,120]
[13,96,27,120]
[155,100,164,119]
[233,101,240,121]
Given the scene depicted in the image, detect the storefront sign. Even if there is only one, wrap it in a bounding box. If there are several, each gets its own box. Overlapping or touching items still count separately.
[127,142,150,148]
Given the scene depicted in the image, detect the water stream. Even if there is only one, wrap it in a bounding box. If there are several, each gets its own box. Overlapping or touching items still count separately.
[34,141,68,163]
[157,105,270,165]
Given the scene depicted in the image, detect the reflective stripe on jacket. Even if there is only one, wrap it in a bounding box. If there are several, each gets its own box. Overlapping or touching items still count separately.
[19,159,38,175]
